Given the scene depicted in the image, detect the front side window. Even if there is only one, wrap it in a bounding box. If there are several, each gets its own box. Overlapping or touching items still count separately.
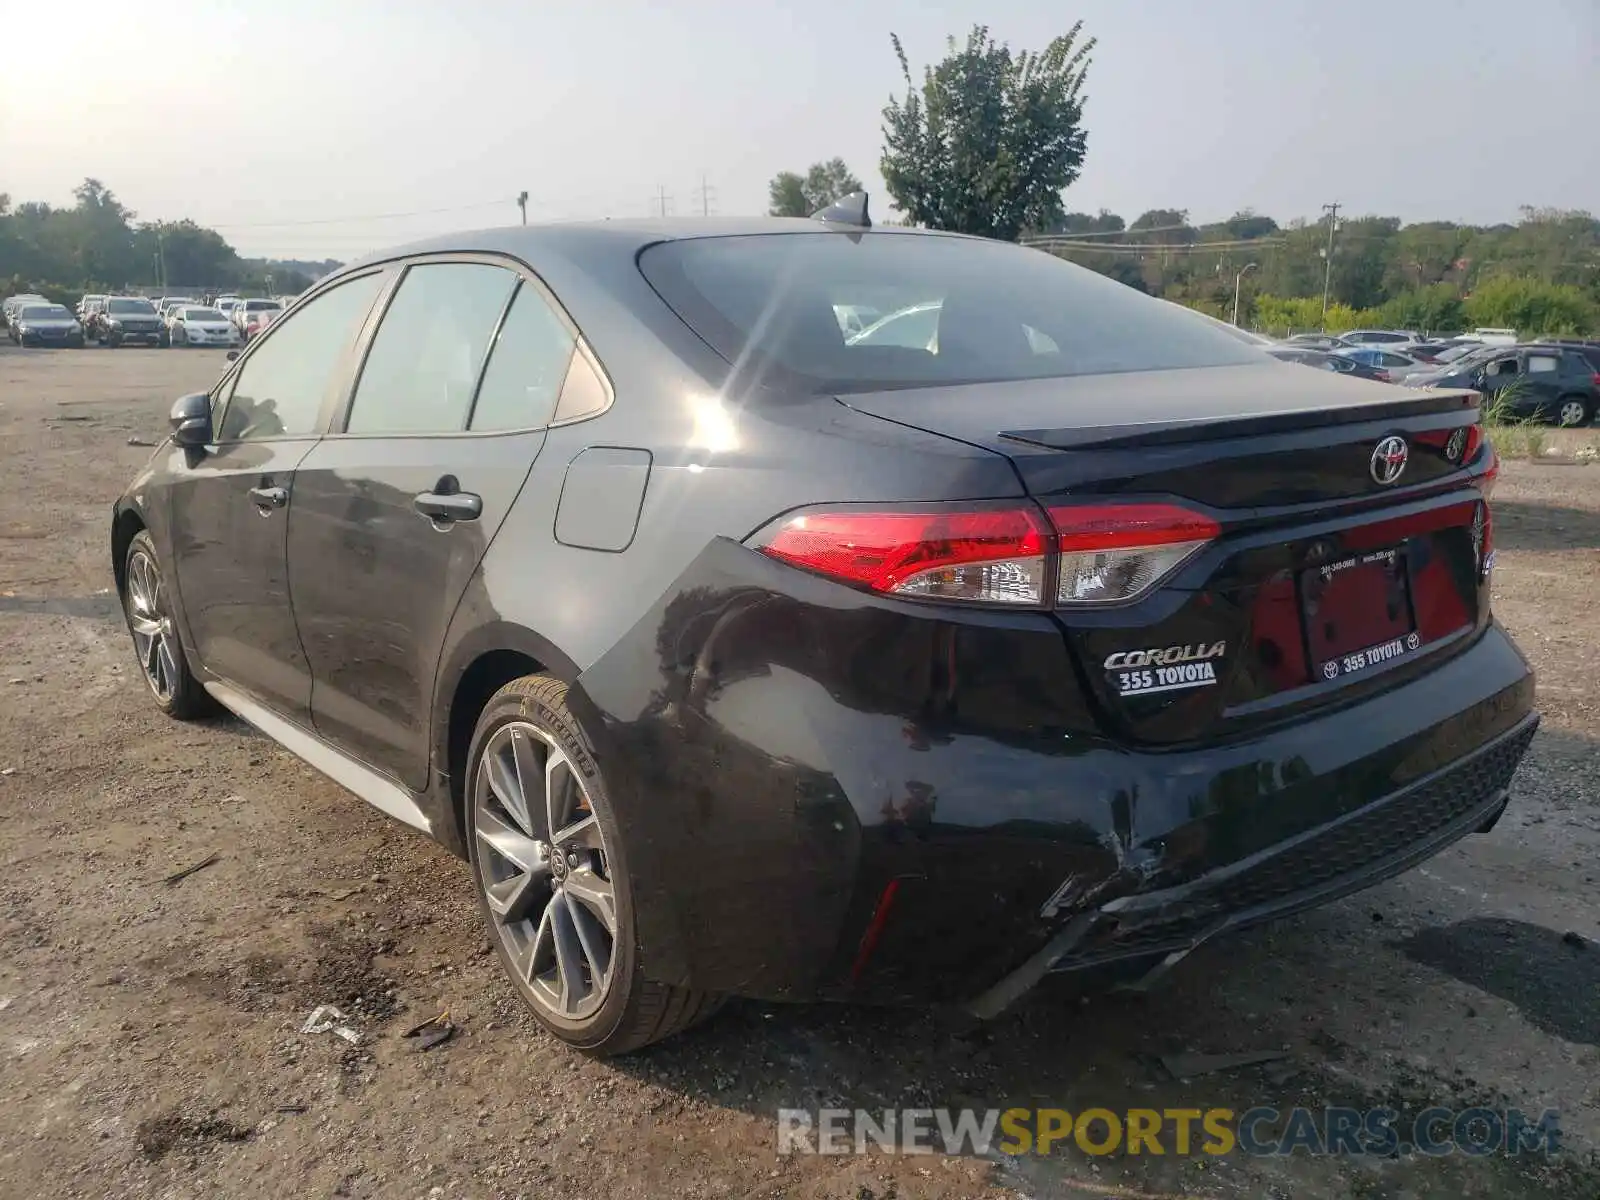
[469,281,577,432]
[639,232,1263,394]
[218,272,385,441]
[346,262,518,435]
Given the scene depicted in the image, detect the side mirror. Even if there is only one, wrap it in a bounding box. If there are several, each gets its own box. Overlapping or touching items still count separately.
[169,392,213,448]
[225,349,240,362]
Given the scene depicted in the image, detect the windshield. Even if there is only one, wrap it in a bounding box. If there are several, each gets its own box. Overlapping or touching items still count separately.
[183,308,226,322]
[245,300,282,311]
[107,298,156,315]
[639,233,1264,393]
[22,305,72,319]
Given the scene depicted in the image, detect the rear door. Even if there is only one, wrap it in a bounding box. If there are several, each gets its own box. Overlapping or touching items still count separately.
[285,256,584,788]
[165,269,389,721]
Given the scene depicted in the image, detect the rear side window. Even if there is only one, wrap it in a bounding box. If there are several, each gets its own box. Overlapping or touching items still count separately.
[1525,354,1560,374]
[639,233,1262,393]
[347,263,518,435]
[219,272,385,440]
[469,282,577,432]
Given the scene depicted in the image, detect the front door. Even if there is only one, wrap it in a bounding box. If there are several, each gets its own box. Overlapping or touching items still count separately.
[166,269,389,722]
[287,259,582,788]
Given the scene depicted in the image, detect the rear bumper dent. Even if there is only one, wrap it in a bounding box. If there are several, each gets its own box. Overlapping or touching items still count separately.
[970,712,1537,1018]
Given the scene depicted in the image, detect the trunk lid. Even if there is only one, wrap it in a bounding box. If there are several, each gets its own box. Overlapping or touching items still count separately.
[837,364,1493,745]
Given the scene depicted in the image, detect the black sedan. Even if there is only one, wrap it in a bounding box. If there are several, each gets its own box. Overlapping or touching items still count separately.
[110,201,1536,1053]
[9,303,85,347]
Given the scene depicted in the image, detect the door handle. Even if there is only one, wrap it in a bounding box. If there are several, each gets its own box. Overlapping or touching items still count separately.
[249,485,288,511]
[414,490,482,524]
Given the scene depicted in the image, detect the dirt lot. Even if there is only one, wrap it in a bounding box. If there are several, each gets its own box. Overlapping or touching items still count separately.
[1,345,1597,1200]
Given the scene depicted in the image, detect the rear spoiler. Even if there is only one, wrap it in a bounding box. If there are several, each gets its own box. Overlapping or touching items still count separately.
[1000,389,1480,452]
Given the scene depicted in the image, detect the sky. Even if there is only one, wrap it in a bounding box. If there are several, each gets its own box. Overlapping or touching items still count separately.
[3,0,1597,261]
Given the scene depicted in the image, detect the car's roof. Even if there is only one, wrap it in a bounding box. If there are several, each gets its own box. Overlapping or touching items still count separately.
[341,217,949,273]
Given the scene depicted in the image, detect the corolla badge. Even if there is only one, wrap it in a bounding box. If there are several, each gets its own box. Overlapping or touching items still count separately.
[1370,436,1409,485]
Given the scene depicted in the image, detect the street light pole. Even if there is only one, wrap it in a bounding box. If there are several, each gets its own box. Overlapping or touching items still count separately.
[1233,262,1258,327]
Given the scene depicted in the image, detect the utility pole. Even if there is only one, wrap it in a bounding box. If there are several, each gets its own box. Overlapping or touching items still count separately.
[695,173,715,217]
[1319,202,1341,329]
[516,191,528,225]
[1232,262,1258,327]
[653,185,673,218]
[155,228,166,291]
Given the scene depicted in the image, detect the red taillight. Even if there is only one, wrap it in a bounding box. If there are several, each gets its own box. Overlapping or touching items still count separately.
[1375,370,1391,382]
[1591,373,1600,389]
[749,500,1219,608]
[1047,503,1219,605]
[750,502,1054,606]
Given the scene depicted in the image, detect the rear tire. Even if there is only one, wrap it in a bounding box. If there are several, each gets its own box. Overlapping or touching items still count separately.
[1555,394,1591,428]
[464,674,722,1055]
[121,531,217,720]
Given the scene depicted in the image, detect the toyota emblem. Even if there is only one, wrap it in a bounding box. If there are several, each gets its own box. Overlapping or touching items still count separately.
[1370,436,1409,485]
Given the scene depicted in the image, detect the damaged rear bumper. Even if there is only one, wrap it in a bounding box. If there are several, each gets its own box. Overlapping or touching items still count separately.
[968,712,1536,1018]
[568,537,1538,1008]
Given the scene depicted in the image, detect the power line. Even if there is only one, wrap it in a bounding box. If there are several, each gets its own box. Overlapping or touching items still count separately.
[199,199,517,230]
[1031,236,1287,253]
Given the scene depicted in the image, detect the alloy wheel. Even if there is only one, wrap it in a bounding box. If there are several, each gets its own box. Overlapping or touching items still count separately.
[473,721,617,1022]
[1558,399,1588,427]
[125,549,178,702]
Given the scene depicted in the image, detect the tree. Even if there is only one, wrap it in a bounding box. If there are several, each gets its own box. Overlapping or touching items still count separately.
[880,23,1094,241]
[767,158,863,218]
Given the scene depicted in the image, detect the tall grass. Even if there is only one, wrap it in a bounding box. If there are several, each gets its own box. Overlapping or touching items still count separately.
[1481,381,1547,459]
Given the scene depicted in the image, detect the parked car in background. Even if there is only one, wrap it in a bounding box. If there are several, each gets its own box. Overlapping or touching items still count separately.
[1267,346,1390,381]
[158,297,199,330]
[1470,328,1518,346]
[90,296,165,347]
[111,213,1533,1054]
[1330,346,1431,383]
[3,294,50,330]
[215,297,241,318]
[1337,329,1418,346]
[168,306,243,349]
[1412,345,1599,426]
[77,293,106,320]
[8,303,85,348]
[1284,333,1345,349]
[232,297,283,341]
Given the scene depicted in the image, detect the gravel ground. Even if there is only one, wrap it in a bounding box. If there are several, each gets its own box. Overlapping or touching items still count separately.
[1,345,1597,1200]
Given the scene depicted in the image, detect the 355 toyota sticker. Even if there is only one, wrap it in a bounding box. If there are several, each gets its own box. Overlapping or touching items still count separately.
[1105,641,1227,697]
[1320,631,1422,681]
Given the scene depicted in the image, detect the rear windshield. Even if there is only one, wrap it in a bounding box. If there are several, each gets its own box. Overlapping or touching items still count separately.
[639,232,1264,393]
[183,308,226,322]
[107,298,155,314]
[245,299,282,311]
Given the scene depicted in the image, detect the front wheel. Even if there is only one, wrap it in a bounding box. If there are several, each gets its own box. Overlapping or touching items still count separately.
[1555,395,1592,428]
[122,531,217,719]
[464,675,721,1055]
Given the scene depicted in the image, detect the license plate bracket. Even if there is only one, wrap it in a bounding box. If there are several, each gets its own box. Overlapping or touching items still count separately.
[1300,546,1421,682]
